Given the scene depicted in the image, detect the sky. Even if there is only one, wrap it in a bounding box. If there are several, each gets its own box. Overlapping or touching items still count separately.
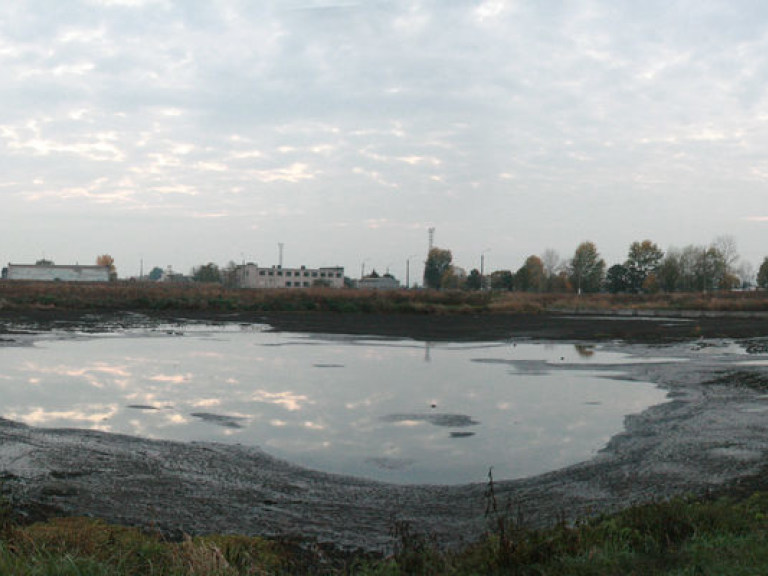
[2,0,768,281]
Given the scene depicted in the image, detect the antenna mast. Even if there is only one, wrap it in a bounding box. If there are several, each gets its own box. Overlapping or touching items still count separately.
[278,243,284,268]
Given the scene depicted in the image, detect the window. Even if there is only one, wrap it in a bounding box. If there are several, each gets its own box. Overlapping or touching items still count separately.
[259,271,265,276]
[286,281,292,287]
[303,282,309,287]
[312,272,318,277]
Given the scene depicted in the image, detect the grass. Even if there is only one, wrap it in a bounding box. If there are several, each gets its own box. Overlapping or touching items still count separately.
[6,488,768,574]
[3,281,768,315]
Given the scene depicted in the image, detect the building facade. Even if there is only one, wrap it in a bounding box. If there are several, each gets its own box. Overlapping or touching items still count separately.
[5,264,111,282]
[356,275,401,290]
[236,264,344,289]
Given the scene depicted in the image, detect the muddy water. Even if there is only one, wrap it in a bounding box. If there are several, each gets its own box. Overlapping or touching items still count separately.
[0,323,669,484]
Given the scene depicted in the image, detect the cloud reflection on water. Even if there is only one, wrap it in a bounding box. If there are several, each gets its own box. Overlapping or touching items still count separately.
[0,327,669,485]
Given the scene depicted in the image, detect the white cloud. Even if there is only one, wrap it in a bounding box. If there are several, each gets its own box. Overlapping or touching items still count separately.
[0,2,767,275]
[252,163,317,183]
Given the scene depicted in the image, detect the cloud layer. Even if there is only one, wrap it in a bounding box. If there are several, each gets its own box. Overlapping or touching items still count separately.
[1,0,767,278]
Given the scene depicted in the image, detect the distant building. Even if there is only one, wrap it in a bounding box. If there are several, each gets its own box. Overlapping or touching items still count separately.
[236,264,345,289]
[158,265,188,283]
[356,275,401,290]
[5,263,110,283]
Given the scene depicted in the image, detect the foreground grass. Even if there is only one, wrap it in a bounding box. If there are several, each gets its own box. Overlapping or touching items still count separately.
[3,281,768,315]
[6,492,768,574]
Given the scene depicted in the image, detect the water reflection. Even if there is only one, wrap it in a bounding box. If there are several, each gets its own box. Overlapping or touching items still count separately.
[0,326,669,485]
[574,344,595,358]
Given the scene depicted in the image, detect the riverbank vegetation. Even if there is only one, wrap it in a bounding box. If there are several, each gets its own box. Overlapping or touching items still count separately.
[4,489,768,574]
[3,281,768,315]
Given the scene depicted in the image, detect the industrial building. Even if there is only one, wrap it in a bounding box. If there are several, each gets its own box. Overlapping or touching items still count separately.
[4,263,111,282]
[236,264,344,289]
[356,275,401,290]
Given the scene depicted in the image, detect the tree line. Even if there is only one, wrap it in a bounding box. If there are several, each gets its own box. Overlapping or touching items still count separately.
[424,235,768,293]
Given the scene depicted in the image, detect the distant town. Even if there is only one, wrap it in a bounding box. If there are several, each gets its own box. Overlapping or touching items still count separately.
[3,234,768,294]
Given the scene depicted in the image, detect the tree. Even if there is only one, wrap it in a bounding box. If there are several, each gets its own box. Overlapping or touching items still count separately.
[36,258,54,266]
[625,240,664,293]
[192,262,221,283]
[605,264,630,294]
[441,265,466,290]
[549,270,572,293]
[694,246,726,292]
[96,254,117,281]
[515,255,545,292]
[465,268,482,291]
[148,266,164,281]
[221,261,241,288]
[569,241,605,293]
[758,257,768,289]
[713,235,739,278]
[423,248,453,290]
[657,248,681,292]
[490,270,514,291]
[541,248,563,292]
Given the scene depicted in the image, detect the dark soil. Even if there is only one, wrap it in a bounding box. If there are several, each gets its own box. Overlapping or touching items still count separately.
[4,308,768,342]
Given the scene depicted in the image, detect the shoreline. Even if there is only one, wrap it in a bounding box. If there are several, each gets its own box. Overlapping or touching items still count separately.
[2,311,768,550]
[6,307,768,342]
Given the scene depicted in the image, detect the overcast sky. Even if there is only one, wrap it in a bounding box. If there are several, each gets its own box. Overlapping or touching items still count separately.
[2,0,768,281]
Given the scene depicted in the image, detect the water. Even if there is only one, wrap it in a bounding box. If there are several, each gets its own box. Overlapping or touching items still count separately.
[0,323,669,485]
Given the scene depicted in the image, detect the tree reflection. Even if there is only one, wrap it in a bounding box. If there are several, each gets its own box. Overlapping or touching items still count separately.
[574,344,595,358]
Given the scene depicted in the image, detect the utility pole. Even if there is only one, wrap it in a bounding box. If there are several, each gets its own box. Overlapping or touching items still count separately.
[406,254,417,289]
[481,248,490,291]
[406,259,410,289]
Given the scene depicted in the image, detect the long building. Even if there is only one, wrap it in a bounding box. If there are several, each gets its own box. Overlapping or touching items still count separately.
[4,263,111,282]
[236,264,344,289]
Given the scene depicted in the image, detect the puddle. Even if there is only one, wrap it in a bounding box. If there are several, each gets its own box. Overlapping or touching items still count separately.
[0,325,669,484]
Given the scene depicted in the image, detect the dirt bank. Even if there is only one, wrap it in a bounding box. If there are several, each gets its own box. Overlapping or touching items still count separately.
[2,311,768,551]
[5,308,768,342]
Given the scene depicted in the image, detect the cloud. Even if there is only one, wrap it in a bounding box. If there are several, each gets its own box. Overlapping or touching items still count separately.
[251,163,318,183]
[1,1,768,275]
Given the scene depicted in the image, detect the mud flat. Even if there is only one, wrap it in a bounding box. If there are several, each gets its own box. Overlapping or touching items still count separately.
[2,311,768,551]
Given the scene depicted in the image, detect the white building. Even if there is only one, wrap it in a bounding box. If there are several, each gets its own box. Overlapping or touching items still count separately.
[5,263,110,282]
[236,264,345,289]
[356,275,401,290]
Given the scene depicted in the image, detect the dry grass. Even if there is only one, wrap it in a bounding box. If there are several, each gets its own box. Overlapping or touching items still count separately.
[2,281,768,315]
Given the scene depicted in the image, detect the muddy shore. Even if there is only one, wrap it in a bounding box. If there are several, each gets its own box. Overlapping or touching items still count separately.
[2,310,768,551]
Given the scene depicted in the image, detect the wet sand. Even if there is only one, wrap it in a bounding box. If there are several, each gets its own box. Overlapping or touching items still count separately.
[2,310,768,551]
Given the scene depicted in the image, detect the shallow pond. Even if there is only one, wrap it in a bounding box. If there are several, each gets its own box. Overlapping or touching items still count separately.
[0,323,670,484]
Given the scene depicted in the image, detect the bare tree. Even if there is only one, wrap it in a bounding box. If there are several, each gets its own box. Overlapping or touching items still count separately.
[712,235,739,276]
[541,249,562,278]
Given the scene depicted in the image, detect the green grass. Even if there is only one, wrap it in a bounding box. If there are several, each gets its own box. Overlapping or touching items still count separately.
[5,493,768,574]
